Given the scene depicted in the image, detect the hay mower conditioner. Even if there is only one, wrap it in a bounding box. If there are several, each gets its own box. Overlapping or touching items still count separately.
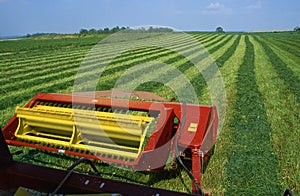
[2,90,218,195]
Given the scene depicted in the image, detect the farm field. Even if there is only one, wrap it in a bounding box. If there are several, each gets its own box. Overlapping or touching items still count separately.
[0,32,299,195]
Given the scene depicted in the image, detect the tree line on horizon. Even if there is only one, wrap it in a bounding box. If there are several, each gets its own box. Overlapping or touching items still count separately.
[79,26,174,35]
[24,25,300,38]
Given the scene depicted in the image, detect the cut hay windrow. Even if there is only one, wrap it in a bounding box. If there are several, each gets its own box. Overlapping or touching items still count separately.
[202,34,246,195]
[254,36,300,103]
[251,36,300,194]
[224,36,280,194]
[255,37,300,77]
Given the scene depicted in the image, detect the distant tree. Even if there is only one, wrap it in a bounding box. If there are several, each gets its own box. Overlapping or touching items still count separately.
[97,29,103,33]
[148,26,154,32]
[294,26,300,31]
[216,26,224,33]
[88,28,97,34]
[79,28,88,35]
[111,26,120,33]
[103,27,110,33]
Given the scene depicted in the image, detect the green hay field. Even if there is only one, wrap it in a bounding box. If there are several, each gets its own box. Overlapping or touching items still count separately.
[1,32,299,195]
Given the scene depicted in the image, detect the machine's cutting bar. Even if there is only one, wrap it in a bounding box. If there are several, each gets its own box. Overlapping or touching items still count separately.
[15,105,154,161]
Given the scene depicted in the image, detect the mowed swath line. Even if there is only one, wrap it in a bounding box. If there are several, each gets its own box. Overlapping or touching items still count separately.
[1,47,91,86]
[1,57,83,87]
[93,33,223,97]
[1,48,92,85]
[0,36,104,70]
[202,35,246,194]
[1,34,202,110]
[76,33,197,71]
[201,34,227,49]
[0,38,96,66]
[94,36,210,92]
[254,36,300,103]
[192,33,220,43]
[76,33,213,91]
[2,37,187,95]
[268,35,300,51]
[268,38,300,58]
[225,36,280,194]
[193,34,239,103]
[0,48,170,105]
[105,33,227,84]
[154,33,236,102]
[1,59,81,93]
[208,34,234,54]
[1,39,156,78]
[251,36,300,195]
[1,46,87,67]
[215,35,241,67]
[1,50,86,75]
[181,34,237,101]
[257,37,300,77]
[190,33,211,41]
[115,34,238,104]
[113,47,205,100]
[1,34,200,104]
[197,33,222,44]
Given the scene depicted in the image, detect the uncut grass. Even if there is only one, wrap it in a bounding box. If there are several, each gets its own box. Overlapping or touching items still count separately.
[1,39,192,113]
[74,33,204,86]
[197,33,224,45]
[1,47,166,92]
[224,36,280,194]
[95,32,230,86]
[82,37,210,92]
[191,33,216,43]
[251,37,300,195]
[1,52,85,76]
[262,33,300,51]
[267,38,300,58]
[254,36,300,103]
[255,37,300,77]
[201,35,246,194]
[97,33,234,102]
[1,39,156,78]
[192,35,240,105]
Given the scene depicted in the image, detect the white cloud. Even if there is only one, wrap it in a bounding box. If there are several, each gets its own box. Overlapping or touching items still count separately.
[201,2,232,15]
[207,2,224,9]
[246,0,262,10]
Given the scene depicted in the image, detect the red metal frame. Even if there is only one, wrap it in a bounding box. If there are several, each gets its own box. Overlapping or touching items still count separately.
[2,91,218,193]
[0,129,197,196]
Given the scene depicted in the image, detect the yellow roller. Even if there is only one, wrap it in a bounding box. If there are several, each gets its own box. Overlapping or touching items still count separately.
[15,105,154,160]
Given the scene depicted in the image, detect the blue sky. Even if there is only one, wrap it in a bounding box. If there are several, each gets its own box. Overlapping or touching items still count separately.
[0,0,299,36]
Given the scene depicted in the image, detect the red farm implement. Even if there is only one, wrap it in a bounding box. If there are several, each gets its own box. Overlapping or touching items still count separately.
[1,90,218,195]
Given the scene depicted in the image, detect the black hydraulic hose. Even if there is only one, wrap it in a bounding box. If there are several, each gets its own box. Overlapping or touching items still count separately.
[174,102,204,196]
[283,189,294,196]
[52,157,100,194]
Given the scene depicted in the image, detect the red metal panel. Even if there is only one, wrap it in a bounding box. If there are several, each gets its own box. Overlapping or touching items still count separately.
[2,91,218,193]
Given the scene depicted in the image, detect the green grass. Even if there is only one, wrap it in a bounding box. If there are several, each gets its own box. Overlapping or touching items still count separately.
[224,36,280,194]
[251,36,300,194]
[1,32,300,195]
